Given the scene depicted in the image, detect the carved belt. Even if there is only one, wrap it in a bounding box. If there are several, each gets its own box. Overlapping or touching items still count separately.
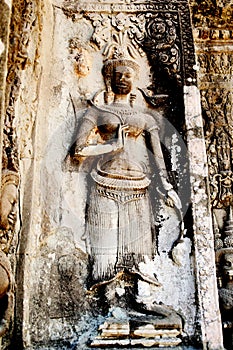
[91,169,151,191]
[96,184,147,204]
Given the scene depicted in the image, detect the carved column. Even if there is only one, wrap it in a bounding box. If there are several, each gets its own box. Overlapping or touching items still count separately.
[191,1,233,349]
[184,85,223,349]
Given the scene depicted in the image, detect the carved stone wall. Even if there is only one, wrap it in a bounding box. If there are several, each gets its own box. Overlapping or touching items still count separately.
[0,0,231,349]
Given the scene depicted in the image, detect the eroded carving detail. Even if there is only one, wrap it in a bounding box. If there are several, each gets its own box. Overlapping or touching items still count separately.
[0,0,38,340]
[191,0,233,29]
[65,1,196,87]
[201,88,233,208]
[216,207,233,349]
[4,0,40,170]
[69,43,92,77]
[0,171,19,253]
[0,171,19,337]
[198,52,233,79]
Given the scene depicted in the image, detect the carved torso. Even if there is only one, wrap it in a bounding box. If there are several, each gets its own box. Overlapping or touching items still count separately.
[96,103,155,133]
[78,103,159,178]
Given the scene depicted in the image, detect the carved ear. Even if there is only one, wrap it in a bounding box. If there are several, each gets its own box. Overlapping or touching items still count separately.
[104,91,114,105]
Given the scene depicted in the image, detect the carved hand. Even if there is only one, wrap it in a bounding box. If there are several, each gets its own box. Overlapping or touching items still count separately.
[166,189,182,210]
[116,124,129,149]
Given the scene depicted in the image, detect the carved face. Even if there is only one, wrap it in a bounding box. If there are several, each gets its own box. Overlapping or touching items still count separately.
[223,253,233,278]
[111,65,135,96]
[0,183,17,230]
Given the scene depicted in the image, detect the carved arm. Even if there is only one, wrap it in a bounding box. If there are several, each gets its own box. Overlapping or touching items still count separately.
[148,127,181,209]
[74,123,127,157]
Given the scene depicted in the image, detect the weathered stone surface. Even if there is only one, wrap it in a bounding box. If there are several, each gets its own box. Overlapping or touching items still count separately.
[190,2,233,348]
[0,0,231,349]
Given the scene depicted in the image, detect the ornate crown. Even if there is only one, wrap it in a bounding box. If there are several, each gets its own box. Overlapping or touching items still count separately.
[102,32,140,82]
[101,32,140,101]
[1,170,19,189]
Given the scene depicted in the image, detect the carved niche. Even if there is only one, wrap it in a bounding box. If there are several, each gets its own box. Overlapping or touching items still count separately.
[49,0,198,348]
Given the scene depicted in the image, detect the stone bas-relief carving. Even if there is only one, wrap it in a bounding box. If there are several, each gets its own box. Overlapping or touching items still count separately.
[66,13,191,343]
[72,59,181,284]
[0,171,19,338]
[70,48,184,345]
[63,0,196,86]
[0,0,223,348]
[23,0,218,348]
[216,208,233,350]
[201,87,233,209]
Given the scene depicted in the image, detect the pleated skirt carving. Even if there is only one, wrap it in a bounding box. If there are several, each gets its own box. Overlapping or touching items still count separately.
[83,182,155,283]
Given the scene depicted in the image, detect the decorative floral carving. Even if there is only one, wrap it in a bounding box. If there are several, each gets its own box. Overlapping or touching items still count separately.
[193,1,233,344]
[201,88,233,208]
[85,13,111,49]
[84,11,182,86]
[143,13,180,83]
[112,13,130,31]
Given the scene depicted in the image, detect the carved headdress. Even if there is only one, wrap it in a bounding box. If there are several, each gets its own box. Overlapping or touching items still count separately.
[1,170,19,191]
[102,32,140,92]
